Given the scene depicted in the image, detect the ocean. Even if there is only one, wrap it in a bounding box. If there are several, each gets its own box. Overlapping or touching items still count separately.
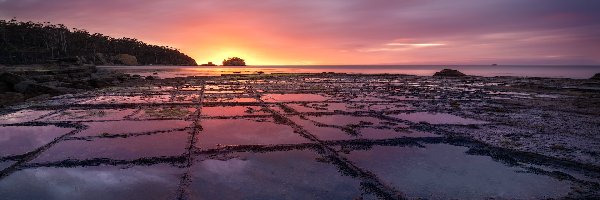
[100,65,600,79]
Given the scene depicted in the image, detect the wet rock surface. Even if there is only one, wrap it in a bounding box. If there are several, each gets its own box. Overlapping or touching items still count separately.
[0,72,599,199]
[0,65,139,106]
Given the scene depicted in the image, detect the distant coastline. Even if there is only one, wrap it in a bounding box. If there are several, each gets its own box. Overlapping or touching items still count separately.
[0,19,197,66]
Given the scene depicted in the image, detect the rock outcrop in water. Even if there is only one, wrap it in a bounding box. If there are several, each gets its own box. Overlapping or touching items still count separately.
[223,57,246,66]
[591,73,600,80]
[434,69,466,77]
[0,19,197,66]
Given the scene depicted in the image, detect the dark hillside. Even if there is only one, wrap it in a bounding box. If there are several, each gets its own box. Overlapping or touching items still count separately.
[0,19,197,66]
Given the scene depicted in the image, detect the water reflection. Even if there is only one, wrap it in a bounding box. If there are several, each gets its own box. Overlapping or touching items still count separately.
[0,126,73,157]
[32,131,189,163]
[196,119,310,149]
[343,144,571,199]
[190,150,369,200]
[0,164,182,200]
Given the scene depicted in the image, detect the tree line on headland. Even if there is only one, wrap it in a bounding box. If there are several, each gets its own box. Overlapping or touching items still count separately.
[0,19,197,66]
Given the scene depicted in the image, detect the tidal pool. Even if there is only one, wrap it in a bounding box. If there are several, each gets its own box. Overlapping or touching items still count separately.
[343,144,571,199]
[289,116,436,140]
[0,126,74,157]
[74,120,191,137]
[0,164,183,200]
[196,119,310,149]
[0,161,15,171]
[32,131,189,163]
[189,150,372,200]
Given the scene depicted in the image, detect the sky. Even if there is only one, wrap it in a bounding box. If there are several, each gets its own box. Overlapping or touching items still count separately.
[1,0,599,65]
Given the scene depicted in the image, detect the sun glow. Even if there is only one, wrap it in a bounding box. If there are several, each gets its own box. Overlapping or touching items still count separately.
[190,47,285,66]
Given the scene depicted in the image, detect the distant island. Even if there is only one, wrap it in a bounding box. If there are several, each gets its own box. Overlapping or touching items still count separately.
[200,62,217,66]
[223,57,246,66]
[0,19,197,66]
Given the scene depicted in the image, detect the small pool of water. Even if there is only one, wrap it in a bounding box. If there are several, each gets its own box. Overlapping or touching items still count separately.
[32,131,189,163]
[190,150,373,200]
[196,118,310,149]
[0,126,74,157]
[0,164,183,200]
[342,144,571,199]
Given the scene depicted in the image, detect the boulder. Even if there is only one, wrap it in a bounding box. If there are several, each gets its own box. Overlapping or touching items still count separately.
[433,69,466,77]
[26,94,52,101]
[30,75,55,83]
[14,80,63,97]
[113,54,139,66]
[0,92,25,106]
[89,76,116,88]
[0,72,27,85]
[591,73,600,80]
[0,81,11,93]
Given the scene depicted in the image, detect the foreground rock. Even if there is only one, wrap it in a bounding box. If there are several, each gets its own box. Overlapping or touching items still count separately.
[0,64,139,106]
[592,73,600,80]
[433,69,466,77]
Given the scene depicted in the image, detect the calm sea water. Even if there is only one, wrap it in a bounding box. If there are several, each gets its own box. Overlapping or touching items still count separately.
[101,65,600,79]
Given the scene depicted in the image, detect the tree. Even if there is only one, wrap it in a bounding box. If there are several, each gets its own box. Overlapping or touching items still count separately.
[0,19,197,66]
[222,57,246,66]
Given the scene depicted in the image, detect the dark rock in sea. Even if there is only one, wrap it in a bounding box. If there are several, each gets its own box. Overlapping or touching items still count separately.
[434,69,467,77]
[201,62,217,66]
[223,57,246,66]
[145,75,156,80]
[591,73,600,80]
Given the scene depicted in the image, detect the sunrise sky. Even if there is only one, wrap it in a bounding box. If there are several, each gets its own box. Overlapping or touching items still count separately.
[1,0,599,65]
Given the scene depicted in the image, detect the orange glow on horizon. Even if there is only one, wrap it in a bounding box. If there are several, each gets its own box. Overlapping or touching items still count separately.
[2,1,598,65]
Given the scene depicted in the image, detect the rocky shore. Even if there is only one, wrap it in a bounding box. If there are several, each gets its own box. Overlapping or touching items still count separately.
[1,68,599,198]
[0,64,141,106]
